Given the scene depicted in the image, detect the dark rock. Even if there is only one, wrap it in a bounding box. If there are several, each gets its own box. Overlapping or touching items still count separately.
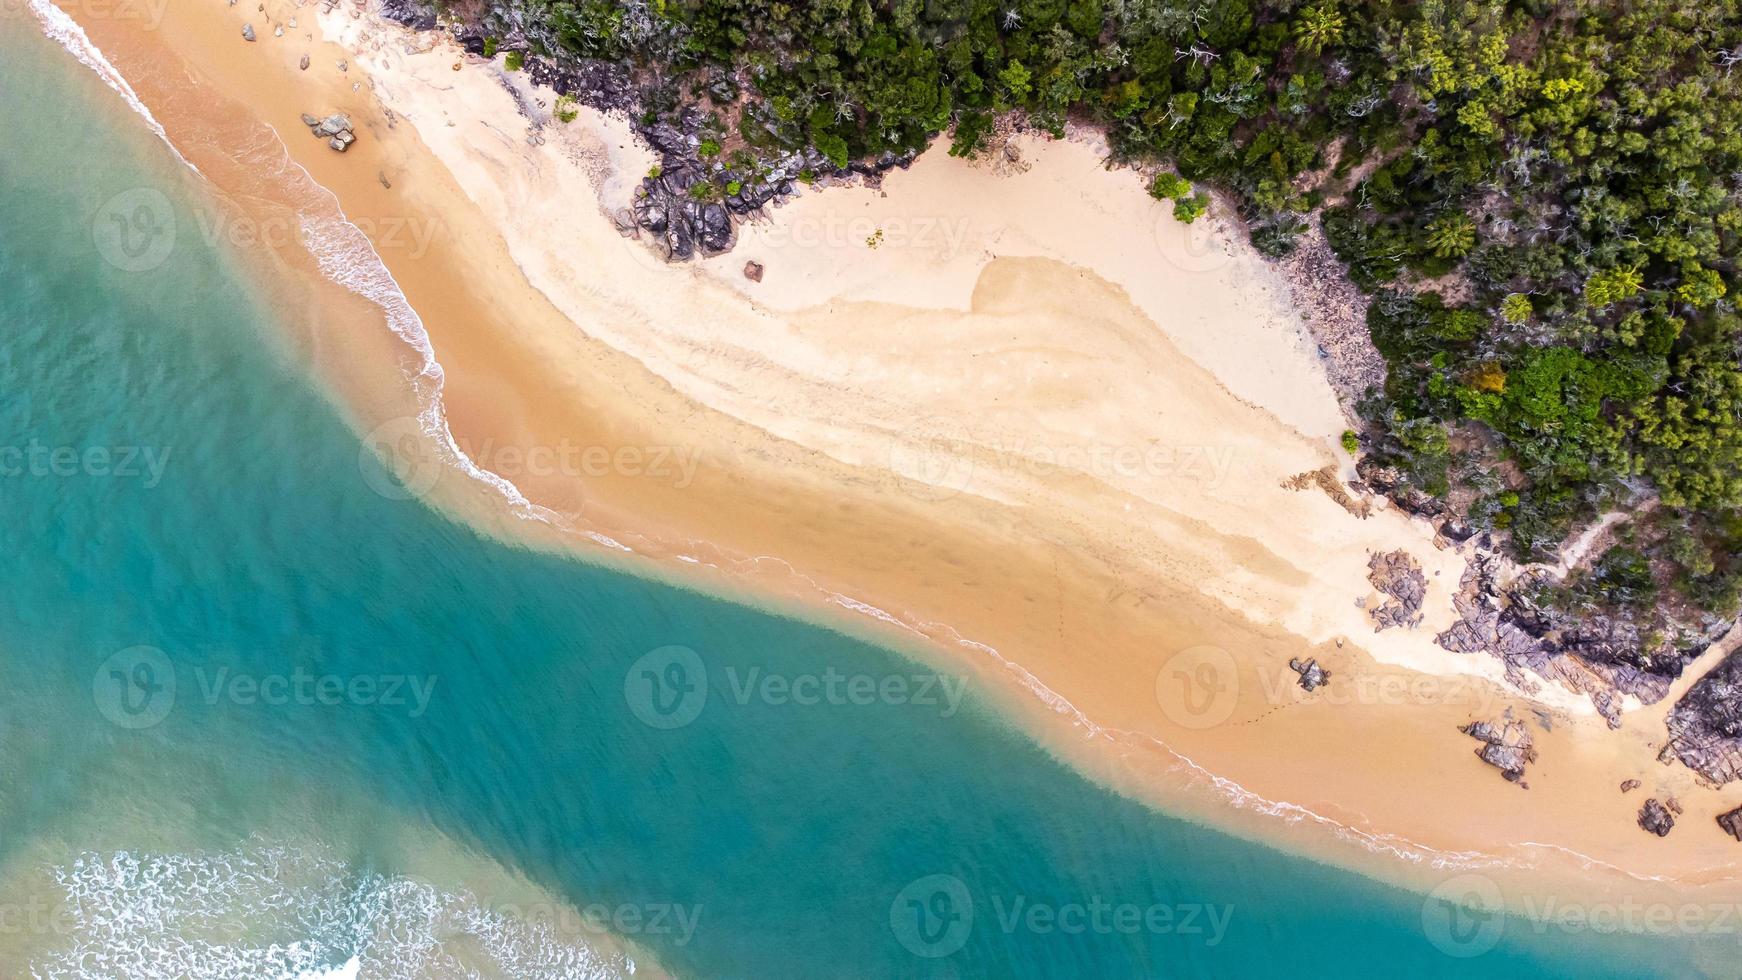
[1367,550,1426,631]
[1666,648,1742,785]
[1718,806,1742,841]
[1288,657,1330,692]
[300,55,311,71]
[699,203,733,253]
[1620,778,1641,793]
[379,0,437,30]
[1439,518,1476,543]
[743,260,764,282]
[705,73,739,104]
[1638,798,1676,837]
[1461,716,1537,783]
[1356,460,1444,518]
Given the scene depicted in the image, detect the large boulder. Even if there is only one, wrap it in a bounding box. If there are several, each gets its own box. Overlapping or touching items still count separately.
[1638,798,1677,837]
[1666,649,1742,784]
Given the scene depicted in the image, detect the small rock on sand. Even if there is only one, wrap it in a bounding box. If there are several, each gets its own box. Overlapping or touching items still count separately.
[300,55,311,70]
[1620,778,1641,793]
[1718,806,1742,841]
[241,23,256,41]
[743,260,764,282]
[1288,657,1330,692]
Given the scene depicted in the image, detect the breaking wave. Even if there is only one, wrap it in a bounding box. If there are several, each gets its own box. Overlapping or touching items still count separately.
[29,845,634,980]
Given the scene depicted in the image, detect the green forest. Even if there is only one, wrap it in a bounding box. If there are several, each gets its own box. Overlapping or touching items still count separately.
[509,0,1742,640]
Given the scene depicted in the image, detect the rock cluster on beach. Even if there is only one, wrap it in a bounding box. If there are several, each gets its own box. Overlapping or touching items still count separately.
[1288,657,1330,692]
[441,6,919,263]
[1365,550,1425,631]
[1430,534,1714,729]
[1461,715,1538,784]
[1665,649,1742,785]
[302,113,357,152]
[1637,797,1680,837]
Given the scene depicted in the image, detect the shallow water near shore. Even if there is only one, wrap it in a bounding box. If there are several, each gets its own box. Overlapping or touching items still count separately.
[0,18,1730,979]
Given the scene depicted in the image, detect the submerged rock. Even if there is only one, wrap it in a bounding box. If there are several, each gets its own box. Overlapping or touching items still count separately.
[1638,798,1677,837]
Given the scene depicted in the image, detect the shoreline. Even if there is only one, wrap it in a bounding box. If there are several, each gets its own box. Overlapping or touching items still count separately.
[35,0,1742,921]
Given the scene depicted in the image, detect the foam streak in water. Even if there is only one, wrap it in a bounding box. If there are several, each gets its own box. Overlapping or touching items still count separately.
[25,0,200,176]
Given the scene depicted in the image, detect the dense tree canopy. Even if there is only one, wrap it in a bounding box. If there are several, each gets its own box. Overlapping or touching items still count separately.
[504,0,1742,626]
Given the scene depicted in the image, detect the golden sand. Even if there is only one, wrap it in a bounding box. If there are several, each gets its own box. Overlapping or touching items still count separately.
[42,0,1742,919]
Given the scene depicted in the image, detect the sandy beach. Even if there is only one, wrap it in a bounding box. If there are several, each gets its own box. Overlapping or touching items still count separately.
[37,0,1742,923]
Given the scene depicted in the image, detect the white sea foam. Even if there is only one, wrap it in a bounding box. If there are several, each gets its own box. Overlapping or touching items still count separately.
[25,0,200,175]
[29,846,634,980]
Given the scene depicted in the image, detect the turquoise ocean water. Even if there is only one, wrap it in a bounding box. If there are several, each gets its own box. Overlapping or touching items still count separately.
[0,19,1721,979]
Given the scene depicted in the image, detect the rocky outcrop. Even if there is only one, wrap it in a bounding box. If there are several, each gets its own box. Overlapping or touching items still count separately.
[303,113,357,152]
[632,159,737,258]
[1288,657,1330,692]
[379,0,437,30]
[1666,649,1742,785]
[1435,549,1713,727]
[1638,798,1677,837]
[1366,550,1425,631]
[1356,460,1444,520]
[1718,806,1742,841]
[1461,716,1537,784]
